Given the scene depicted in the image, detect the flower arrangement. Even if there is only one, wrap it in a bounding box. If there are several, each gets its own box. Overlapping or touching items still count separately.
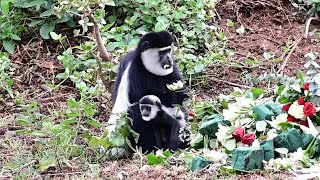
[278,81,320,127]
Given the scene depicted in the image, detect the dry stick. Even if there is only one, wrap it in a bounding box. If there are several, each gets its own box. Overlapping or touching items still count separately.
[277,15,320,74]
[14,160,37,174]
[85,13,111,62]
[209,77,251,89]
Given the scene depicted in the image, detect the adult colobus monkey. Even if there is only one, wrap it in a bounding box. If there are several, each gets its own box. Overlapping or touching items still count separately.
[109,31,189,152]
[139,95,188,150]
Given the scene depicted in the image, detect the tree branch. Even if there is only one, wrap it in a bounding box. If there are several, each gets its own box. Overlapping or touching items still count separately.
[85,12,111,62]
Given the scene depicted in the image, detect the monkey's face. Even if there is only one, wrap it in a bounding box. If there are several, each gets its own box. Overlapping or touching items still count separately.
[139,104,160,121]
[141,45,174,76]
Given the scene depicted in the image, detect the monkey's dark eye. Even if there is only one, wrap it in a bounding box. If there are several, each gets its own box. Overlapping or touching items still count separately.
[145,106,151,112]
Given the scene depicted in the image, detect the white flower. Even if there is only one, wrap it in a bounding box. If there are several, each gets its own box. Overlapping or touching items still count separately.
[251,139,260,148]
[209,149,224,162]
[288,101,306,120]
[105,124,116,133]
[267,129,278,140]
[289,148,305,162]
[215,124,231,142]
[266,113,287,130]
[222,106,239,122]
[166,80,184,91]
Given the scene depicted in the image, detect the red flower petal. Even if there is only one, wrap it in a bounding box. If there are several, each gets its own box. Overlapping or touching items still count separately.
[303,102,317,117]
[297,97,305,105]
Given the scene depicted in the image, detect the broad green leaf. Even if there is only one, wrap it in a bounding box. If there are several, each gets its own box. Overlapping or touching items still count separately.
[194,64,204,73]
[28,20,44,27]
[40,9,53,17]
[62,118,76,125]
[3,40,15,54]
[110,135,125,147]
[39,156,56,171]
[1,0,10,16]
[40,23,55,39]
[89,136,100,148]
[251,88,263,99]
[67,98,80,108]
[11,34,21,41]
[147,154,164,165]
[87,119,102,128]
[50,32,61,40]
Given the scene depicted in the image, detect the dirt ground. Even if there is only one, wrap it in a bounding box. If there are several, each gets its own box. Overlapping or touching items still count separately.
[1,0,320,179]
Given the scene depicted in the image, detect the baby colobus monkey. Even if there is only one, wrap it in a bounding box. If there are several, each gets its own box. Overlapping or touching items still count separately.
[139,95,187,150]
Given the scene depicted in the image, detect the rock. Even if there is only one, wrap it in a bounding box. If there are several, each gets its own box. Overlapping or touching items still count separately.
[232,147,264,171]
[273,128,304,152]
[106,147,128,160]
[199,114,226,138]
[260,140,274,161]
[265,103,282,115]
[252,105,274,121]
[191,156,212,172]
[301,133,314,149]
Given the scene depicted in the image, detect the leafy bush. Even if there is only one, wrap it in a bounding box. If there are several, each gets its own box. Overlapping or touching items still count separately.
[0,52,14,98]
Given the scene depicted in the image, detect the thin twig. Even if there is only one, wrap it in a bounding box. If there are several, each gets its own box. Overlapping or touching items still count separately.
[208,77,251,89]
[277,36,303,74]
[85,13,111,62]
[14,160,37,174]
[277,15,319,74]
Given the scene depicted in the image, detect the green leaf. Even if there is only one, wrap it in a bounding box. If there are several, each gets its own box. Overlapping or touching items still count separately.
[297,70,305,84]
[62,118,76,125]
[40,9,53,17]
[87,119,102,128]
[40,23,55,39]
[67,98,80,108]
[194,64,204,73]
[11,34,21,41]
[28,20,44,27]
[147,154,164,165]
[222,99,228,109]
[17,118,32,126]
[3,40,15,54]
[88,136,100,148]
[251,88,263,99]
[110,135,125,147]
[1,0,10,16]
[39,156,56,171]
[50,32,61,40]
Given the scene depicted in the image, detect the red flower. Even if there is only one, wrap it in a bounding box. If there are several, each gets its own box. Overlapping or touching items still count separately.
[282,104,290,112]
[304,83,310,90]
[287,115,297,122]
[232,127,245,142]
[297,97,305,105]
[303,102,317,117]
[241,133,256,145]
[188,112,195,117]
[298,120,309,127]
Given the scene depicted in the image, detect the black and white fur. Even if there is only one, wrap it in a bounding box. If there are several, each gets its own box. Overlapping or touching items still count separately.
[109,31,189,152]
[139,95,187,150]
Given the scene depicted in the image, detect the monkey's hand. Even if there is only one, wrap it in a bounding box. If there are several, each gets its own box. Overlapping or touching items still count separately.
[171,89,189,105]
